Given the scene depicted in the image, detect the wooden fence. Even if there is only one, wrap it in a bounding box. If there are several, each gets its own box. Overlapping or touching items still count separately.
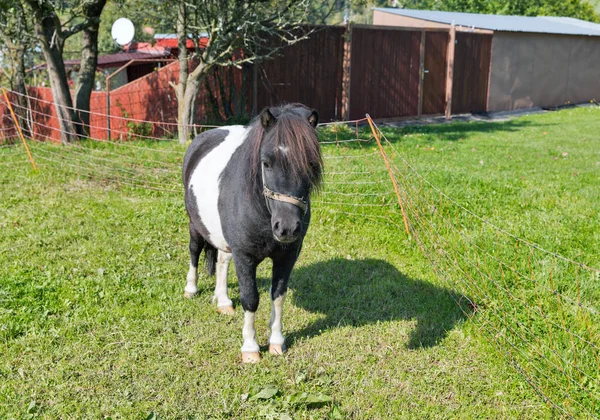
[253,24,492,120]
[348,26,421,120]
[1,24,494,142]
[256,26,345,122]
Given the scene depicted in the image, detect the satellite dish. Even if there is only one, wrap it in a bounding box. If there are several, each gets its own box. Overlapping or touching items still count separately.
[111,18,135,46]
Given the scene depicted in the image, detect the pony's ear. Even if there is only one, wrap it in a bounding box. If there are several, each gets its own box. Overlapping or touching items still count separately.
[260,108,276,129]
[308,110,319,128]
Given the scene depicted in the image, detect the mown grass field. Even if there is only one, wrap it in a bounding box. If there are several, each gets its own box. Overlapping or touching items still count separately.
[1,106,599,418]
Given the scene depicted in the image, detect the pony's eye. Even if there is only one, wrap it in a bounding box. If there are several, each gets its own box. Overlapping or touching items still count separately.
[263,161,270,169]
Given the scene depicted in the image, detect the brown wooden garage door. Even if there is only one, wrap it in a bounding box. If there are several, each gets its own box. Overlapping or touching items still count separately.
[349,27,421,120]
[452,33,492,114]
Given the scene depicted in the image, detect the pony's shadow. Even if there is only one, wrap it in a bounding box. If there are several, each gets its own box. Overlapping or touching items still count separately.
[286,258,472,349]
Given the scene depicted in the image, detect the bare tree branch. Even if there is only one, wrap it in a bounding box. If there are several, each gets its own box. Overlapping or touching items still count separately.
[173,0,318,143]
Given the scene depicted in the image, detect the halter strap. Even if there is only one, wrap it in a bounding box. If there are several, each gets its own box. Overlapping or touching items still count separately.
[261,163,308,215]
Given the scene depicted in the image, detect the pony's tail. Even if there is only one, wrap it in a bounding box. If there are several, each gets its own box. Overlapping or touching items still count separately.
[204,243,217,276]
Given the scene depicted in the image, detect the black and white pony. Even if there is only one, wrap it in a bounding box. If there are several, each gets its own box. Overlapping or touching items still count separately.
[182,104,322,363]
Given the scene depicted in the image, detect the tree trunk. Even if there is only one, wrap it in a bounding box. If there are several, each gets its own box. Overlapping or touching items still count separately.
[45,46,79,144]
[8,42,31,137]
[34,12,79,144]
[74,25,100,137]
[176,2,192,144]
[75,0,106,138]
[179,77,203,144]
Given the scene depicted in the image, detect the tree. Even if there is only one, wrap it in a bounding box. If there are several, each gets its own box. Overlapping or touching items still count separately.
[398,0,599,22]
[23,0,106,143]
[173,0,315,144]
[95,0,176,54]
[74,0,107,138]
[0,0,32,135]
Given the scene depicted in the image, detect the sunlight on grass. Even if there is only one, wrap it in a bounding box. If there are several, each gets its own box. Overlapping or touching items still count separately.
[1,107,599,418]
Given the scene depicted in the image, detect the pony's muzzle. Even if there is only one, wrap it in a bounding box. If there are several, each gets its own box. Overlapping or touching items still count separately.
[272,219,301,243]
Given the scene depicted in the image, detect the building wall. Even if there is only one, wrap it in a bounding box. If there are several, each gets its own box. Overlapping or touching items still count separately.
[372,11,450,29]
[488,32,600,111]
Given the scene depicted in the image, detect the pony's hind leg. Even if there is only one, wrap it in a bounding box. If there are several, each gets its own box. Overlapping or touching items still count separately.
[213,250,234,314]
[184,223,204,298]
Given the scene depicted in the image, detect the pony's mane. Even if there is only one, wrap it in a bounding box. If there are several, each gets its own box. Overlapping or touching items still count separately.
[246,104,323,190]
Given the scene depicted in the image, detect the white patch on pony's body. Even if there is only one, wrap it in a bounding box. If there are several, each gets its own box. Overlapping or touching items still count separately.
[278,145,289,155]
[189,126,248,251]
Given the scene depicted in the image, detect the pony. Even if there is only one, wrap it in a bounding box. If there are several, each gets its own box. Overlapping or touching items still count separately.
[182,104,322,363]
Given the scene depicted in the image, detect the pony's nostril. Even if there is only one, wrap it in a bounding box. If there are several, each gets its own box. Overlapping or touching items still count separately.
[272,220,300,241]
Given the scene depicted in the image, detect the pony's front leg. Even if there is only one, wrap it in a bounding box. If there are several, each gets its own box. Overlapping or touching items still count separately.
[213,250,234,314]
[232,252,260,363]
[269,254,297,355]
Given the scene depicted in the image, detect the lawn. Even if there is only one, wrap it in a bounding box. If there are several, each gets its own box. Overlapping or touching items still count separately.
[1,106,599,418]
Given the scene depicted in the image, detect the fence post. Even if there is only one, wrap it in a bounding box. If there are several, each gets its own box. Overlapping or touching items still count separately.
[366,114,410,237]
[1,88,38,171]
[445,24,456,120]
[418,29,425,118]
[341,24,352,121]
[252,63,258,116]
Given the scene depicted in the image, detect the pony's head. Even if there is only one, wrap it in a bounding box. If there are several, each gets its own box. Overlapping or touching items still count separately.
[252,104,322,244]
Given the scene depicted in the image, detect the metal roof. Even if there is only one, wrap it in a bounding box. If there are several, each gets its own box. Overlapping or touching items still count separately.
[154,34,210,49]
[32,51,173,71]
[373,8,600,36]
[154,33,209,39]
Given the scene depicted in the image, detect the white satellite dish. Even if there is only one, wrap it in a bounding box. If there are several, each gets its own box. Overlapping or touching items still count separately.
[111,18,135,46]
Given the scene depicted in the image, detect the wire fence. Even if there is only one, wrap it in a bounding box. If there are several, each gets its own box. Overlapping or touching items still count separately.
[1,89,599,417]
[366,119,600,418]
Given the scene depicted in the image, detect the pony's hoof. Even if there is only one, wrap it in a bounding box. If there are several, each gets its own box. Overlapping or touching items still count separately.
[217,305,235,315]
[269,344,286,355]
[183,291,197,299]
[242,351,261,364]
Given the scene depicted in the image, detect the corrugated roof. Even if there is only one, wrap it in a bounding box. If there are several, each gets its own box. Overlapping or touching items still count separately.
[32,51,173,71]
[374,8,600,36]
[96,52,171,67]
[154,34,210,49]
[154,33,209,39]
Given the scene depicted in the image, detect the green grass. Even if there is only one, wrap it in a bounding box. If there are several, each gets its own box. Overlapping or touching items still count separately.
[589,0,600,16]
[1,106,599,418]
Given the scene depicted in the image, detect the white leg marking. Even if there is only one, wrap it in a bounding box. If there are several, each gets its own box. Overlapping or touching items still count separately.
[241,311,260,353]
[184,262,198,298]
[269,293,286,346]
[213,250,233,310]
